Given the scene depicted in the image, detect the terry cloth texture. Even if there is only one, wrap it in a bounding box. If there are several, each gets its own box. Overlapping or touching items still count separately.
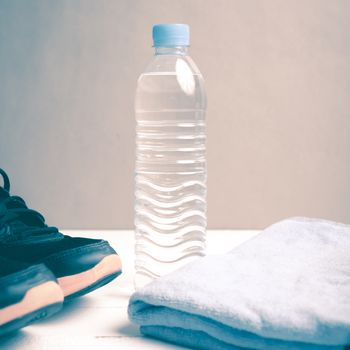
[128,217,350,350]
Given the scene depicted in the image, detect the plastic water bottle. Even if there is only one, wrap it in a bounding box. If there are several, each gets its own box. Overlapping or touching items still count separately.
[134,24,207,290]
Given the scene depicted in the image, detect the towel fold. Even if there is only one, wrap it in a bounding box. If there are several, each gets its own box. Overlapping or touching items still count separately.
[128,217,350,350]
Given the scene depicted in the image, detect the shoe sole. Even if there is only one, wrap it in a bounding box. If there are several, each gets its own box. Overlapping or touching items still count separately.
[57,254,122,299]
[0,281,64,336]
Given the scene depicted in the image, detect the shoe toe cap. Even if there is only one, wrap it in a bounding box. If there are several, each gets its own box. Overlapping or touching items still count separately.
[43,239,118,278]
[0,264,57,308]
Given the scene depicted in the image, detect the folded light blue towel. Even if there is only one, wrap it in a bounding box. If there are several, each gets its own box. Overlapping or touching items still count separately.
[128,218,350,350]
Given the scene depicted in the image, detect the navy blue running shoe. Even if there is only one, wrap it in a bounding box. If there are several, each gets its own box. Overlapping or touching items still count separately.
[0,256,63,336]
[0,169,122,299]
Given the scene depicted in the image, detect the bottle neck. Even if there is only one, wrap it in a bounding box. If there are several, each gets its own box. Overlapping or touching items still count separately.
[154,46,189,56]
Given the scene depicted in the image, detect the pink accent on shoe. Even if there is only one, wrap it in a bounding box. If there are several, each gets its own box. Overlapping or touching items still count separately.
[0,281,64,325]
[57,254,122,297]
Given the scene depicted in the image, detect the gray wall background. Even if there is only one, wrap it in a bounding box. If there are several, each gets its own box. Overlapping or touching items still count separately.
[0,0,349,229]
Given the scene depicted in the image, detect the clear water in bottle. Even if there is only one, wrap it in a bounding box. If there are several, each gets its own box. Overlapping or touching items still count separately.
[134,24,207,290]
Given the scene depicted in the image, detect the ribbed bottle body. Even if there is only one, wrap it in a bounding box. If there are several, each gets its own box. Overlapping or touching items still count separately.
[134,53,207,290]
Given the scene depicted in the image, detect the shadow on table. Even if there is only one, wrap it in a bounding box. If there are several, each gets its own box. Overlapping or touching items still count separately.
[0,299,88,349]
[0,331,29,349]
[114,321,140,337]
[36,297,89,324]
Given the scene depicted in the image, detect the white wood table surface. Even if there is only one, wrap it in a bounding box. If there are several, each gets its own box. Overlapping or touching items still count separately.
[0,230,259,350]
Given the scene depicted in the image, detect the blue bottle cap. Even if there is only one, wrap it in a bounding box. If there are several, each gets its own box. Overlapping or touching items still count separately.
[152,24,190,47]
